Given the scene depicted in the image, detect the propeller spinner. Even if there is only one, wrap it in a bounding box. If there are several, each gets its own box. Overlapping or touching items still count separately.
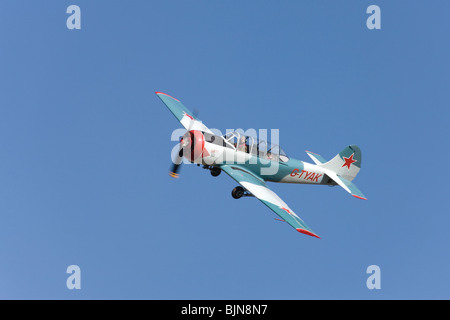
[169,130,205,178]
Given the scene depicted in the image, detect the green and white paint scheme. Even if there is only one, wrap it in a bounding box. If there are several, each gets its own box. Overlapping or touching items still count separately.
[157,92,366,239]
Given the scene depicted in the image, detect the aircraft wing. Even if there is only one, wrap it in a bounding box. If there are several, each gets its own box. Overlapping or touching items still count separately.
[220,164,320,238]
[156,92,214,134]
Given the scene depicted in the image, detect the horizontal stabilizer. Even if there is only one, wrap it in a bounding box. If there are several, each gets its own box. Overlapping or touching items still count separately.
[325,171,367,200]
[305,150,327,165]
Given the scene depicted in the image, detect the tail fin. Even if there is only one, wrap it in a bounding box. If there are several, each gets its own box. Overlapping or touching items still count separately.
[318,145,362,182]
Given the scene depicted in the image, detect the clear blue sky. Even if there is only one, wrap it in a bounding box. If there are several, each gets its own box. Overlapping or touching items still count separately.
[0,1,449,299]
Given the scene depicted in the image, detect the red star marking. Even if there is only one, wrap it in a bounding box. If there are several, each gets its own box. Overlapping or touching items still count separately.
[341,153,357,169]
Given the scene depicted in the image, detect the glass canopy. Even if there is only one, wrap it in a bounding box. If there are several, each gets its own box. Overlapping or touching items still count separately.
[222,132,289,162]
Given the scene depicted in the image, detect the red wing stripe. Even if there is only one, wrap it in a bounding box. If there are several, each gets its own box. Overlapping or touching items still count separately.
[155,92,180,102]
[296,228,321,239]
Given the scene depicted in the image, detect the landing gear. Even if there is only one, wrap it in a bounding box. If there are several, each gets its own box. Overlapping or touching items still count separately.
[203,165,221,177]
[231,186,253,199]
[232,186,245,199]
[210,167,221,177]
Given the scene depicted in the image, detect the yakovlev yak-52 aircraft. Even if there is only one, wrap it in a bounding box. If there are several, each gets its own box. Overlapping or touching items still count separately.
[157,92,366,239]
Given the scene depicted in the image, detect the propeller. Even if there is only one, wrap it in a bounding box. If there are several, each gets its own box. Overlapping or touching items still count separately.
[169,109,199,178]
[169,146,184,178]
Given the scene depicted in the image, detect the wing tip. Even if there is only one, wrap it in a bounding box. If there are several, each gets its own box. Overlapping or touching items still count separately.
[296,228,321,239]
[155,92,180,102]
[352,195,367,200]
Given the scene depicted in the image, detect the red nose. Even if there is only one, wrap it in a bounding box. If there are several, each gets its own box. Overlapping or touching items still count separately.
[181,130,205,162]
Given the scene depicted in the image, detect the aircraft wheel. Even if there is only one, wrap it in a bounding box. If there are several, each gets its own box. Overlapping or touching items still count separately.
[232,186,245,199]
[210,167,221,177]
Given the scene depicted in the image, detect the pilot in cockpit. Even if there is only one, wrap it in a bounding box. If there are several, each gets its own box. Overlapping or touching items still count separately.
[237,136,248,153]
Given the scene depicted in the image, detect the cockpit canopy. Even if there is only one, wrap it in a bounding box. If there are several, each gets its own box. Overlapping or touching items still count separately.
[221,131,289,162]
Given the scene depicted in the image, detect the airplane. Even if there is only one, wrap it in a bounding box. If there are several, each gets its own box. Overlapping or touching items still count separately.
[156,91,367,239]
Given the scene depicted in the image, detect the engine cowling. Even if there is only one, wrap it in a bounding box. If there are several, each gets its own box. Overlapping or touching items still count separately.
[180,130,205,162]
